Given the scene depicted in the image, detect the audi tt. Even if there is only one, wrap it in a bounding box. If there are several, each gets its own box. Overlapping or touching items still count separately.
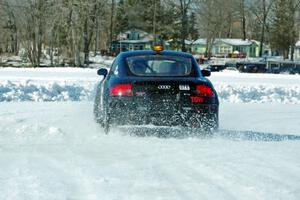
[94,46,219,134]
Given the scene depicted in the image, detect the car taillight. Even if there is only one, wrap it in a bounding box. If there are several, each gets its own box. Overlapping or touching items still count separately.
[195,85,215,97]
[109,84,133,97]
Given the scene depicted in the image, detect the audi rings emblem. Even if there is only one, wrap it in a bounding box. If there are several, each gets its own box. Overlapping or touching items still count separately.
[158,85,171,90]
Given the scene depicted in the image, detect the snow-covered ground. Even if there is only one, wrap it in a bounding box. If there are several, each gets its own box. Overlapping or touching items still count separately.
[0,67,300,199]
[0,102,300,200]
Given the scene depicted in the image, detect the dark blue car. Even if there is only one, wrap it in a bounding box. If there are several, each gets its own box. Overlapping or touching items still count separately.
[94,46,219,134]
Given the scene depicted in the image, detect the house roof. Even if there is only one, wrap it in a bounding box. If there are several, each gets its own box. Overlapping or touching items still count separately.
[192,38,255,46]
[251,40,260,46]
[118,29,154,41]
[185,40,193,45]
[166,39,193,45]
[220,39,253,46]
[192,39,207,45]
[117,40,151,44]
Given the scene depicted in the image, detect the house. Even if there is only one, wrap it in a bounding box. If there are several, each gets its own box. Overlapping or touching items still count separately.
[110,30,154,54]
[191,39,207,54]
[191,38,260,58]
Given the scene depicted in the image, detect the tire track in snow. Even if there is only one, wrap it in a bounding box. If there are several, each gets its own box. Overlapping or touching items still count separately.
[217,145,300,200]
[16,148,105,200]
[155,151,238,200]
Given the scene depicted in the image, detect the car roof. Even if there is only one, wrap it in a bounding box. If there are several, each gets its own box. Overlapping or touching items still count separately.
[118,50,194,59]
[114,50,202,78]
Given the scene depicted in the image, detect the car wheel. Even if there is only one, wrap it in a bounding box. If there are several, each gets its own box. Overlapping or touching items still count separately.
[93,102,102,124]
[93,90,103,124]
[103,107,111,134]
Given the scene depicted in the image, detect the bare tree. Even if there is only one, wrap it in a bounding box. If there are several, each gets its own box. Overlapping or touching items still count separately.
[14,0,47,67]
[288,0,300,60]
[250,0,274,57]
[196,0,233,58]
[0,0,110,67]
[0,0,19,55]
[270,0,300,60]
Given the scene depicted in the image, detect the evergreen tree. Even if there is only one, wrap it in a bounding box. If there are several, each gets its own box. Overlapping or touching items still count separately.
[114,0,181,42]
[159,2,181,40]
[115,0,129,34]
[189,12,198,40]
[270,0,296,59]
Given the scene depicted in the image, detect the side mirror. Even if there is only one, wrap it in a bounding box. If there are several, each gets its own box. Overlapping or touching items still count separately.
[97,68,108,77]
[201,69,211,77]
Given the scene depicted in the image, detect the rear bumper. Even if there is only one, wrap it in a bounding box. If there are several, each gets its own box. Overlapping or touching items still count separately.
[107,97,219,126]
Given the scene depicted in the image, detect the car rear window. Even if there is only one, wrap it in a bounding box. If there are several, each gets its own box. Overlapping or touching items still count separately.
[126,55,193,76]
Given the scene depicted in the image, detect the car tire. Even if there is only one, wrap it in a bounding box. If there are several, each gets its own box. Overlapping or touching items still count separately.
[93,103,102,123]
[93,89,103,123]
[104,122,110,134]
[103,107,111,134]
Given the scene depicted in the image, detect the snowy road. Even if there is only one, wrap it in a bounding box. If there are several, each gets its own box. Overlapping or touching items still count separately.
[1,67,300,199]
[1,102,300,200]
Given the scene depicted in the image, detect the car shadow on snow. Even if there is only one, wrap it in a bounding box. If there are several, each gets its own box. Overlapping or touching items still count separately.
[117,126,300,141]
[216,129,300,142]
[117,126,213,139]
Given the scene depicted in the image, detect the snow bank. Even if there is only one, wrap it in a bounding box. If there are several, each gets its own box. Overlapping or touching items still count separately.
[216,84,300,104]
[0,67,99,102]
[210,72,300,104]
[0,67,300,103]
[0,80,95,102]
[1,79,299,104]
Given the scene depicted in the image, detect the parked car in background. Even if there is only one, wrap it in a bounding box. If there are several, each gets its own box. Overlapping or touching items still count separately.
[236,61,267,73]
[206,64,226,72]
[267,60,300,75]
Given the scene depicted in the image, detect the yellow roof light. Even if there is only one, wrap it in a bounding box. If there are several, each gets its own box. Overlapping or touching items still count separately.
[152,45,164,52]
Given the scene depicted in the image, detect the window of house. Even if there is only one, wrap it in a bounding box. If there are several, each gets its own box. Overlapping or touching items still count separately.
[219,46,231,54]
